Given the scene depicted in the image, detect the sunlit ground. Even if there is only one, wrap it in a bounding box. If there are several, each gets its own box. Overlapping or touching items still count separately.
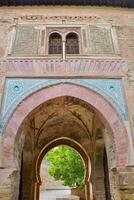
[40,189,71,200]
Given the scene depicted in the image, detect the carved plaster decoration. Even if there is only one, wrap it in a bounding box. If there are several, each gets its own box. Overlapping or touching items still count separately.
[127,69,134,82]
[0,78,128,134]
[19,15,102,24]
[9,22,119,57]
[2,59,127,75]
[1,17,119,57]
[0,16,14,24]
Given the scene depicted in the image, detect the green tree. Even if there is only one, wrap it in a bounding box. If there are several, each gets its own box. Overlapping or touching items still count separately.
[45,145,84,188]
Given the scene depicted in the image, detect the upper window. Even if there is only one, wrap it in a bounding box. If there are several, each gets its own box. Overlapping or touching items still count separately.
[49,32,62,54]
[66,32,79,54]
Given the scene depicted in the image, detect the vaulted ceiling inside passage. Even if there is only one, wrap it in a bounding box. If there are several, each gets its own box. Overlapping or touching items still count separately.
[0,0,134,8]
[20,96,104,151]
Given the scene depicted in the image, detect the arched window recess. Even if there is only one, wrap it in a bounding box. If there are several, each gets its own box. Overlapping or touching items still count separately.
[48,31,79,60]
[66,32,79,54]
[49,32,62,54]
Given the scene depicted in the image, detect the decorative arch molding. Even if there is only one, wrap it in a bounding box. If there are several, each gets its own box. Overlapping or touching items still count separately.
[0,78,128,134]
[2,83,129,168]
[36,137,92,200]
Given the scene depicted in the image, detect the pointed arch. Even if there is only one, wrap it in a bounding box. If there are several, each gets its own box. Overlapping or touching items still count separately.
[2,83,129,168]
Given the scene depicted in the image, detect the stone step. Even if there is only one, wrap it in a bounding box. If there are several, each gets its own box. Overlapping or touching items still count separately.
[56,195,80,200]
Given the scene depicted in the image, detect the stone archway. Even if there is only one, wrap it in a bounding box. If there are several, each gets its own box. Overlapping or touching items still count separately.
[16,94,108,200]
[16,95,98,200]
[2,83,129,169]
[1,83,131,200]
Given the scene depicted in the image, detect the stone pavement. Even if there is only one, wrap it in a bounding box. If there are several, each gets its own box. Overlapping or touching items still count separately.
[40,189,71,200]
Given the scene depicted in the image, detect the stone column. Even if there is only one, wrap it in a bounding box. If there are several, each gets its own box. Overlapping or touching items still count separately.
[7,24,16,56]
[0,168,20,200]
[36,26,46,55]
[62,40,66,61]
[108,169,121,200]
[118,168,134,200]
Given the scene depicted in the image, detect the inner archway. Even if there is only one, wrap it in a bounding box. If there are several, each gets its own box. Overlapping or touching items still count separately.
[39,143,88,200]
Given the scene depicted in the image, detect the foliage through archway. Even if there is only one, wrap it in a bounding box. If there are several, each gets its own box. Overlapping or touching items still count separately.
[45,145,85,188]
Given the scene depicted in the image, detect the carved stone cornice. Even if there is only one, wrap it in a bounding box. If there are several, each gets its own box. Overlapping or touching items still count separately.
[0,14,112,27]
[0,14,105,25]
[1,58,127,77]
[20,15,101,22]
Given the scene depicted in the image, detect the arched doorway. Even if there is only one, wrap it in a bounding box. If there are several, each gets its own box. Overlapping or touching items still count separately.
[2,83,129,200]
[38,139,91,200]
[18,96,94,200]
[40,144,85,199]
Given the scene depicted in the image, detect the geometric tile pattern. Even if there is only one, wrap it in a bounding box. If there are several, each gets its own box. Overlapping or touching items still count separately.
[0,78,128,133]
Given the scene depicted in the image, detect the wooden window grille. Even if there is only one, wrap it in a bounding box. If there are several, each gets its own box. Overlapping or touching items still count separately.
[49,32,62,54]
[66,32,79,54]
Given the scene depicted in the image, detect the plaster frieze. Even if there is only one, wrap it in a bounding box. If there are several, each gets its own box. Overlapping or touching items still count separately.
[19,15,102,24]
[0,14,110,26]
[1,58,127,76]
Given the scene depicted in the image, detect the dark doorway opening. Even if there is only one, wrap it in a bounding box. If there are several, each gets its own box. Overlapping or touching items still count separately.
[103,149,111,200]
